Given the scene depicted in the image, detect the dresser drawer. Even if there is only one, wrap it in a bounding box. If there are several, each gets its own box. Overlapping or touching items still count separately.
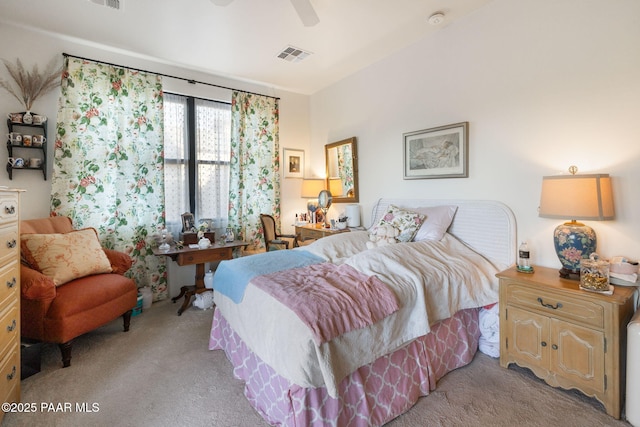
[0,225,18,267]
[0,194,19,226]
[0,262,19,306]
[0,300,18,357]
[506,283,604,329]
[0,343,20,404]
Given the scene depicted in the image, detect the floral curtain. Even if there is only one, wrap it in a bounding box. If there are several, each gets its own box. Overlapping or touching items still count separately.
[51,56,168,301]
[228,91,280,250]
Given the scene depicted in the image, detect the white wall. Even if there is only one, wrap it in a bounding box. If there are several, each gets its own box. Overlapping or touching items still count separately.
[309,0,640,270]
[0,23,311,296]
[3,0,639,288]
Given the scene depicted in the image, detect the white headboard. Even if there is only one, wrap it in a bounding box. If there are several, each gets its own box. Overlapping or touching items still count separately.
[370,198,517,269]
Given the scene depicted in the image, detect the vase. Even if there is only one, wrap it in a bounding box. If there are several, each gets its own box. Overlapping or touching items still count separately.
[204,270,214,289]
[23,111,33,124]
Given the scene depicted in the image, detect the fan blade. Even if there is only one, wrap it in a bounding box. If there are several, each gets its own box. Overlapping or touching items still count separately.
[210,0,233,6]
[290,0,319,27]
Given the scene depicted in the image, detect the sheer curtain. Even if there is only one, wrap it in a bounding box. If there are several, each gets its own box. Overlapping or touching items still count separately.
[163,94,231,236]
[51,56,168,301]
[228,91,280,249]
[163,93,190,236]
[195,98,231,231]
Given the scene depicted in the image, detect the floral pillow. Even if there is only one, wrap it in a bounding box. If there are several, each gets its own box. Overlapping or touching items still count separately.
[373,205,425,243]
[21,228,113,286]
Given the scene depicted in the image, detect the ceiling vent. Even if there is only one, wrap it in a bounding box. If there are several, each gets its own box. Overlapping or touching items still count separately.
[89,0,122,10]
[277,46,312,63]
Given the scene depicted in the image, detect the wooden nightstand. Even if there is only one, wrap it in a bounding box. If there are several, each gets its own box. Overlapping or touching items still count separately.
[497,265,635,419]
[295,224,349,242]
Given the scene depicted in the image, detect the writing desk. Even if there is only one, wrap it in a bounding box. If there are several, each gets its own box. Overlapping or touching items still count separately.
[153,240,247,315]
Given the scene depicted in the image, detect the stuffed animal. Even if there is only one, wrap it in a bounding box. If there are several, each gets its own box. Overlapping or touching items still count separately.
[366,224,400,249]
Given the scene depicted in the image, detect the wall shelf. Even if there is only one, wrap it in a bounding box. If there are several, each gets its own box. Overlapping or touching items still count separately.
[6,115,47,180]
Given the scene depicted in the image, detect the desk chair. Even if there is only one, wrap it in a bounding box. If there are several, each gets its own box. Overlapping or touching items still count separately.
[260,214,299,250]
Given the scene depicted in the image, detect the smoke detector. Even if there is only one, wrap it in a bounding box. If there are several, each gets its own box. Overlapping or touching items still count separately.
[428,12,445,25]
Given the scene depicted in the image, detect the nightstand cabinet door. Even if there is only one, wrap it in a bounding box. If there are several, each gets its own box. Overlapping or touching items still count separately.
[506,306,549,368]
[551,318,605,393]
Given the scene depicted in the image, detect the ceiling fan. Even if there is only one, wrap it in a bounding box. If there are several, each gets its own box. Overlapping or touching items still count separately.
[210,0,320,27]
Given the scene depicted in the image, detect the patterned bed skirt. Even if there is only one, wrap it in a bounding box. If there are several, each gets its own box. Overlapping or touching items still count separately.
[209,308,480,426]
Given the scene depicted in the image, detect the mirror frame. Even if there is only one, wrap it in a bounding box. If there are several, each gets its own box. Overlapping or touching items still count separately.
[325,137,359,203]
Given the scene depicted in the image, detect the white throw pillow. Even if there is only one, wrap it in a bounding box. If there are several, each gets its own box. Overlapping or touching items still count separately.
[413,205,458,241]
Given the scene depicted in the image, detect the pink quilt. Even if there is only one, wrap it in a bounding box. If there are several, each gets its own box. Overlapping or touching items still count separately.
[251,263,399,345]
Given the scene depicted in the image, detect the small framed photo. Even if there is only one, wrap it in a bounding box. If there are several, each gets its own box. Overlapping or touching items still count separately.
[403,122,468,179]
[283,148,304,179]
[181,212,195,232]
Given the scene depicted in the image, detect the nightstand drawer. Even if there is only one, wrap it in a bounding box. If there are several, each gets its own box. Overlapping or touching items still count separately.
[506,283,604,329]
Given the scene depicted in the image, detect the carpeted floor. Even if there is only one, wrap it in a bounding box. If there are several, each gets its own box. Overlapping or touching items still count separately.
[4,300,632,427]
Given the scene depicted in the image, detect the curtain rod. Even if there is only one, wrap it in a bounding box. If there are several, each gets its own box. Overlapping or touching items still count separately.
[62,52,280,101]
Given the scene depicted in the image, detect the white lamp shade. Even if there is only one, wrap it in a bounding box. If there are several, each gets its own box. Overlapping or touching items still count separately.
[539,174,614,221]
[328,178,343,197]
[301,179,325,198]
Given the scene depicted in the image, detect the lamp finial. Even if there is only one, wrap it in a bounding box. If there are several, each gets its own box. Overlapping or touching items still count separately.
[568,165,578,175]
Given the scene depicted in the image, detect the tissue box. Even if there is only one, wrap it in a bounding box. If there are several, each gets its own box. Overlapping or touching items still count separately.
[179,232,215,244]
[610,260,639,275]
[132,294,143,316]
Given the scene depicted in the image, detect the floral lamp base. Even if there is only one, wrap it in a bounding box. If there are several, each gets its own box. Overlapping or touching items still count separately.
[553,220,597,280]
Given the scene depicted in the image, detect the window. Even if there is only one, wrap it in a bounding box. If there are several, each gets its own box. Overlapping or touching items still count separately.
[163,93,232,234]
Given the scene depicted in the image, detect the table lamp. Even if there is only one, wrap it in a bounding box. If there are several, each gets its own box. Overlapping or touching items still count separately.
[538,166,614,279]
[301,178,325,223]
[328,178,343,198]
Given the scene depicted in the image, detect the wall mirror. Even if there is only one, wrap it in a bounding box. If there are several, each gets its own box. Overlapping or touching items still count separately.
[325,137,359,203]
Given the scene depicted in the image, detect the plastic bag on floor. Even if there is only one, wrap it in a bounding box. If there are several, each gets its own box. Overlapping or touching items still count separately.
[193,292,215,310]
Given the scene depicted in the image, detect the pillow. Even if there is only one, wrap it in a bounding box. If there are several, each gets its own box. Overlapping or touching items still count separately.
[21,228,113,286]
[413,205,458,241]
[374,205,425,242]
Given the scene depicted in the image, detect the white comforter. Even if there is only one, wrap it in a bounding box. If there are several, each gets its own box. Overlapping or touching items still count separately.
[213,231,501,398]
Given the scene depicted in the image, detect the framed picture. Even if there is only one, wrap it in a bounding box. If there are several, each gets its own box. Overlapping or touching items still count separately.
[181,212,195,232]
[283,148,304,179]
[403,122,468,179]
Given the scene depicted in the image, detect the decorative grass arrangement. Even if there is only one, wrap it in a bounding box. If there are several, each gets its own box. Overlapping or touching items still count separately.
[0,57,62,112]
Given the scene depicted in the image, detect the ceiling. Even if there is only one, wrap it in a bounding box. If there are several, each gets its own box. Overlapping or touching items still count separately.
[0,0,492,95]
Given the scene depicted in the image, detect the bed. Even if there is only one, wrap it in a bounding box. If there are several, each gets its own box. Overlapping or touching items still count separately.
[209,198,516,426]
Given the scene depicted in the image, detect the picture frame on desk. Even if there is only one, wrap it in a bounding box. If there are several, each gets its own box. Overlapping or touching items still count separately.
[181,212,195,232]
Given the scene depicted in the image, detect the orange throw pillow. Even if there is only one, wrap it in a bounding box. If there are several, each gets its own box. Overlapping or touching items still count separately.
[21,228,113,286]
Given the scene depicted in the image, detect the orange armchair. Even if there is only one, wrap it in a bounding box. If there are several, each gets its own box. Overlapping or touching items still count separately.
[20,216,138,367]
